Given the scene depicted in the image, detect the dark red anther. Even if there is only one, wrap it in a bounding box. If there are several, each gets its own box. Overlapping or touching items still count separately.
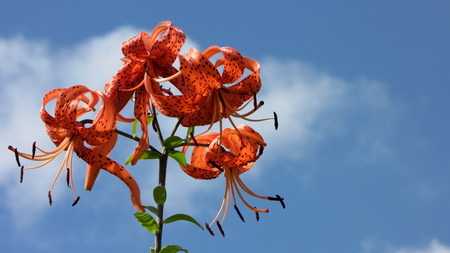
[20,166,24,183]
[253,92,257,109]
[72,196,80,206]
[216,221,225,237]
[205,223,215,236]
[273,111,278,130]
[268,194,285,209]
[48,191,52,206]
[277,194,285,209]
[66,168,71,188]
[255,210,260,221]
[14,148,21,167]
[234,205,245,222]
[32,142,36,159]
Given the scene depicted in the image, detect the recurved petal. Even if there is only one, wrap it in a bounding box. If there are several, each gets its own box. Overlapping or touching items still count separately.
[144,21,186,66]
[179,48,221,93]
[121,32,150,61]
[84,132,118,190]
[205,46,245,84]
[79,90,117,147]
[74,138,144,212]
[130,86,150,165]
[181,132,222,179]
[41,88,65,127]
[224,57,261,108]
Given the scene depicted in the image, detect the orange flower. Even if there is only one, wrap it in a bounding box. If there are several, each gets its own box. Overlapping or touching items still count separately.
[148,46,264,133]
[9,85,144,212]
[181,124,284,236]
[104,21,186,165]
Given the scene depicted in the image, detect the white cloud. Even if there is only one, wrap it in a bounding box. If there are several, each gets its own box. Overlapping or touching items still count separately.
[391,239,450,253]
[0,25,395,235]
[360,238,450,253]
[251,57,394,164]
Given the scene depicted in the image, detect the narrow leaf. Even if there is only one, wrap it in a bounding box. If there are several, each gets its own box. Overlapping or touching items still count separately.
[168,150,187,169]
[124,151,160,165]
[163,214,204,230]
[144,206,158,215]
[132,118,138,137]
[134,212,159,233]
[163,136,184,149]
[147,115,154,125]
[153,186,167,205]
[160,245,188,253]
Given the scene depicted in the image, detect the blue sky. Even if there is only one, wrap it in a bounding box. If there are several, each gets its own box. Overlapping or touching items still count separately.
[1,1,449,252]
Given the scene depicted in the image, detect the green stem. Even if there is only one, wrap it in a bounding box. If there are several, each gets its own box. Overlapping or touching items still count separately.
[151,104,167,253]
[154,149,168,253]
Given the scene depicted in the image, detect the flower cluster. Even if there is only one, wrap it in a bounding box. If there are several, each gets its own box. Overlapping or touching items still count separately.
[9,21,283,235]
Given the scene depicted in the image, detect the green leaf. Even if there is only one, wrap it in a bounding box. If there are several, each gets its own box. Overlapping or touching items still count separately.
[163,214,204,230]
[147,115,154,125]
[163,136,184,149]
[160,245,188,253]
[153,186,167,205]
[150,248,155,253]
[168,150,187,169]
[124,150,161,165]
[132,118,139,137]
[144,206,158,215]
[133,212,159,233]
[132,116,153,137]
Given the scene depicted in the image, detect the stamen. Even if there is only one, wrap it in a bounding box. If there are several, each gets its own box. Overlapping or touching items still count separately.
[255,208,260,221]
[48,191,52,206]
[14,147,21,167]
[234,205,245,222]
[66,168,71,188]
[20,166,24,183]
[216,221,225,237]
[32,142,36,159]
[268,194,285,209]
[253,92,257,109]
[72,196,80,206]
[273,111,278,130]
[206,223,215,236]
[208,160,224,172]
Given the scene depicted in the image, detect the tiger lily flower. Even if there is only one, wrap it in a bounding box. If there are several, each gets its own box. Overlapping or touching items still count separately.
[181,124,284,236]
[149,46,265,134]
[104,21,186,165]
[8,85,144,212]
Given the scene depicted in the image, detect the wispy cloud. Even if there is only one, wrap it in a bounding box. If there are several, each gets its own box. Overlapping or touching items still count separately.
[361,238,450,253]
[390,239,450,253]
[0,25,395,235]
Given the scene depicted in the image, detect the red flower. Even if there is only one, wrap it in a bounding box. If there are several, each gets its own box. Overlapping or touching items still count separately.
[9,85,144,211]
[148,46,264,132]
[105,21,186,165]
[181,124,283,236]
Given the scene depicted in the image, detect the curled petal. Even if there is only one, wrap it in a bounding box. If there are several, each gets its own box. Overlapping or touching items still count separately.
[181,132,222,179]
[75,138,144,212]
[84,132,118,190]
[78,90,117,146]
